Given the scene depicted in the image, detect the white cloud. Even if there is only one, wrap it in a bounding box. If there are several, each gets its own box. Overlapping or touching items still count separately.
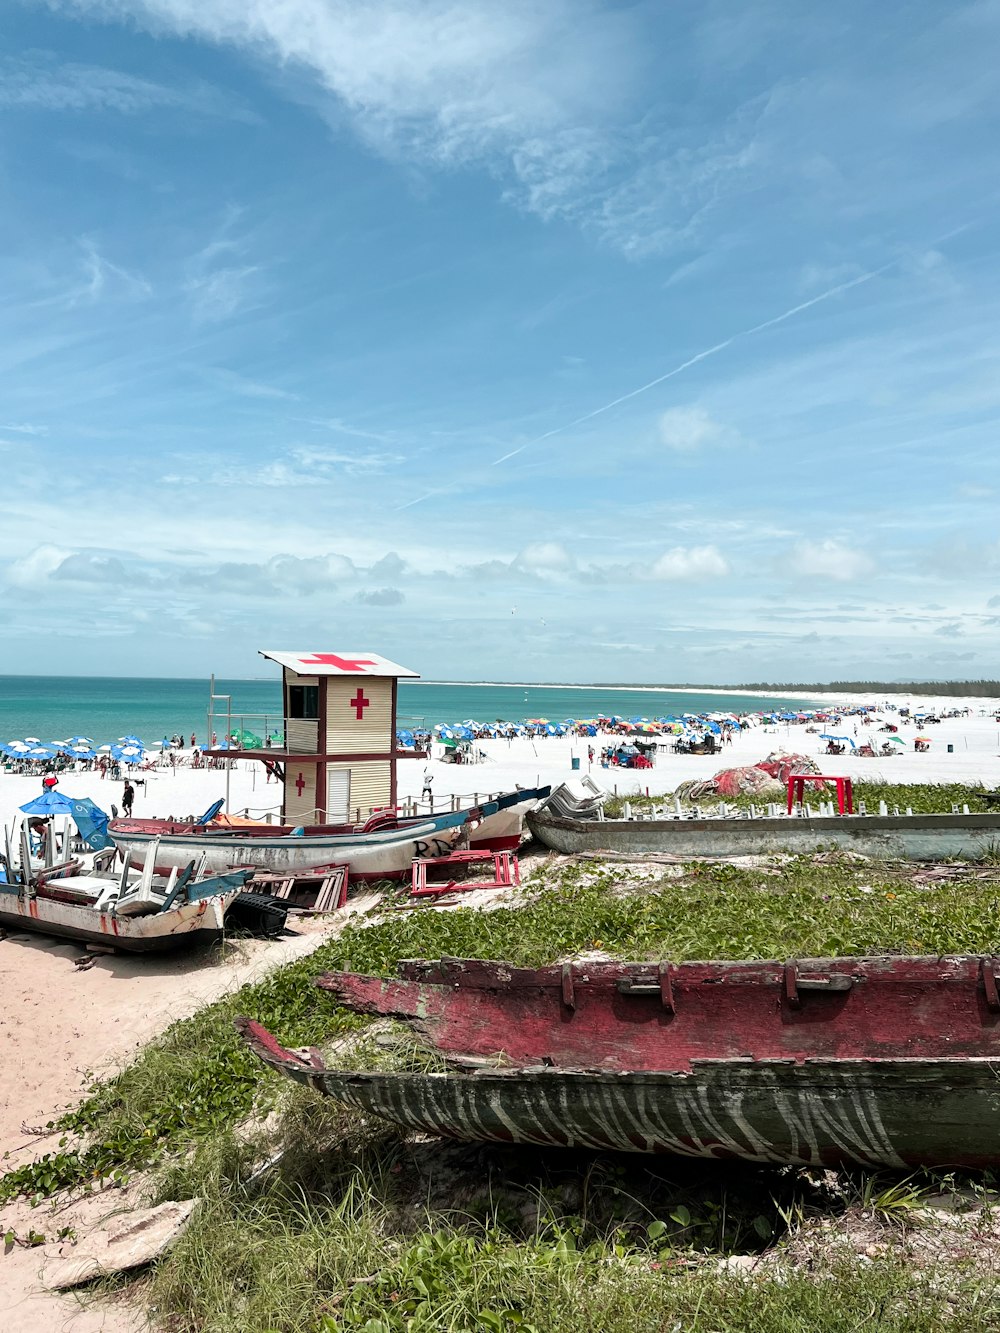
[790,539,875,581]
[208,368,299,401]
[185,265,259,323]
[76,240,152,302]
[512,542,576,578]
[51,0,751,255]
[648,545,730,580]
[355,587,405,606]
[0,53,254,121]
[658,405,733,453]
[5,544,74,588]
[0,422,48,436]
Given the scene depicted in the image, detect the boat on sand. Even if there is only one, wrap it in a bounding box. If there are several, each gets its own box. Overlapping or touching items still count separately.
[240,953,1000,1167]
[110,788,549,881]
[0,828,254,953]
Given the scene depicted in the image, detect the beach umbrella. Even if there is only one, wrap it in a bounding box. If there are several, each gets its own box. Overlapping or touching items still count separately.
[67,744,97,759]
[68,797,113,850]
[68,736,93,744]
[20,788,75,816]
[111,743,144,764]
[24,736,41,744]
[887,736,905,745]
[6,741,31,753]
[26,745,56,759]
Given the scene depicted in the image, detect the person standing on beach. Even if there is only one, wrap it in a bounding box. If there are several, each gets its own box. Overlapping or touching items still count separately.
[421,766,434,807]
[122,781,135,817]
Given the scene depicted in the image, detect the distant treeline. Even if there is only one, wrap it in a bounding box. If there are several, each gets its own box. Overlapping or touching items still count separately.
[576,680,1000,698]
[731,680,1000,698]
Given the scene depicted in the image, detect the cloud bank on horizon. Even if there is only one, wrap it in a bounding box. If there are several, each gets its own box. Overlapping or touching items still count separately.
[2,0,999,683]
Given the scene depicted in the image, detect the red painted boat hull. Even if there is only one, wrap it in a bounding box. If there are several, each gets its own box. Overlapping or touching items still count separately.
[238,953,1000,1166]
[314,955,1000,1071]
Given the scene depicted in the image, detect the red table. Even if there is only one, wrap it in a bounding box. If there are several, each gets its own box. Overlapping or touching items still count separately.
[786,774,853,815]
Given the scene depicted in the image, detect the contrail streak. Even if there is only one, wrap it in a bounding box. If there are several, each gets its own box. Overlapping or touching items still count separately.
[491,263,893,465]
[395,258,893,510]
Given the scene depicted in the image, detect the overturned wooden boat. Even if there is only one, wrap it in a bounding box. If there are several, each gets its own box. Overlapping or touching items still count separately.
[239,954,1000,1167]
[527,783,1000,863]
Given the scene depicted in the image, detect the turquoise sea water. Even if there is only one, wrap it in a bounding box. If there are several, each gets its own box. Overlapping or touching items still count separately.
[0,675,815,747]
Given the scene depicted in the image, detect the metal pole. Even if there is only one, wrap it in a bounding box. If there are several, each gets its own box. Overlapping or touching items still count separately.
[227,694,232,812]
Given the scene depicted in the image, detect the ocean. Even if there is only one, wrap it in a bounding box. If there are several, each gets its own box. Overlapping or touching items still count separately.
[0,675,815,748]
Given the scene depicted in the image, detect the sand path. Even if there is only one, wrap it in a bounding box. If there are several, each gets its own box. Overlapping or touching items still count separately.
[0,912,363,1331]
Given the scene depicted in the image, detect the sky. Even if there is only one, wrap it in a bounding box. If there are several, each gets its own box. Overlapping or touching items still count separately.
[2,0,1000,684]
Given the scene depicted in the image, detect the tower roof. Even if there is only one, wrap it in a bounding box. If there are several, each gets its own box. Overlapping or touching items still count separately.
[259,650,419,679]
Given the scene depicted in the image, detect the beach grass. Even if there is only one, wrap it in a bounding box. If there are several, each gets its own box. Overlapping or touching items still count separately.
[5,854,1000,1205]
[7,851,1000,1329]
[604,779,997,818]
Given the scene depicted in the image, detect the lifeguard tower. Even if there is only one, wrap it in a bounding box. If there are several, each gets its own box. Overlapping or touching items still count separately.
[252,650,419,824]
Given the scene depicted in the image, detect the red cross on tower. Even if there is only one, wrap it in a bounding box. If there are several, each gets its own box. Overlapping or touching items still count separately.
[351,687,370,721]
[298,653,377,672]
[294,772,306,796]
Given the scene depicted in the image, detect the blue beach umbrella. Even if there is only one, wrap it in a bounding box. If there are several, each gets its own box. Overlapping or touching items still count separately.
[20,788,75,816]
[68,798,113,850]
[111,743,144,764]
[26,745,56,760]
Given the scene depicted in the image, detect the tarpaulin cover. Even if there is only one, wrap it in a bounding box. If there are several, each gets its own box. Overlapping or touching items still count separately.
[711,766,786,798]
[757,751,822,783]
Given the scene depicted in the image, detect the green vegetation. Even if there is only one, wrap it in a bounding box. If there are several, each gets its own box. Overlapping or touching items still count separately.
[604,780,998,818]
[7,850,1000,1329]
[734,680,1000,697]
[5,856,1000,1206]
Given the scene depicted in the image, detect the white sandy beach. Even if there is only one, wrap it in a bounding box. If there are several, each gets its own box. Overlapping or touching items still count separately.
[1,689,999,834]
[0,687,998,1329]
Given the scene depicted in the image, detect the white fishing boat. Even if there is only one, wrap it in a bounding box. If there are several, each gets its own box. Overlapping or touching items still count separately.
[109,807,473,880]
[0,829,252,953]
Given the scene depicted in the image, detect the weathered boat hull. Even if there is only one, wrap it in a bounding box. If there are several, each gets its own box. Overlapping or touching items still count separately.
[527,807,1000,862]
[238,1021,1000,1168]
[110,811,470,880]
[312,955,1000,1070]
[239,951,1000,1166]
[467,787,549,851]
[0,888,238,952]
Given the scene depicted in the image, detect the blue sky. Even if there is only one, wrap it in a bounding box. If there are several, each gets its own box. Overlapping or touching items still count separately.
[3,0,1000,683]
